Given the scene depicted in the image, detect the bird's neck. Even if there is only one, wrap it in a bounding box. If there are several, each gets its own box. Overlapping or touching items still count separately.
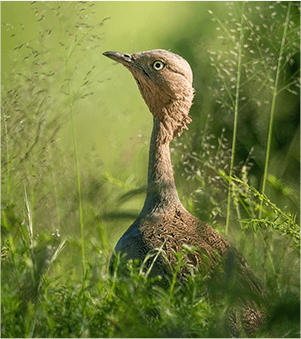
[141,118,181,215]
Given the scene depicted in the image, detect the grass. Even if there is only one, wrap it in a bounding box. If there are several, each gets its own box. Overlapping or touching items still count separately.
[225,2,245,236]
[1,1,300,338]
[62,11,86,277]
[260,1,292,218]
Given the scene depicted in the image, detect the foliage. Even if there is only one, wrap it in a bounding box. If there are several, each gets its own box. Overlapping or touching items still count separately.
[1,1,113,272]
[1,1,300,338]
[184,1,300,218]
[0,206,299,338]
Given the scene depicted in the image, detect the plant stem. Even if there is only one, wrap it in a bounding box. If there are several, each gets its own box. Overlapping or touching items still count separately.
[68,81,86,276]
[259,2,292,218]
[61,18,86,275]
[225,3,244,235]
[48,149,61,229]
[24,188,33,251]
[3,114,11,201]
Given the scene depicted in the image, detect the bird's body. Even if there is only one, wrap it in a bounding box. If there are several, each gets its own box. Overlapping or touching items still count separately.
[114,117,233,276]
[103,49,266,335]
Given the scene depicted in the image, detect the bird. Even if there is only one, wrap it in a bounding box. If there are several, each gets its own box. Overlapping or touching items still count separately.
[103,49,266,336]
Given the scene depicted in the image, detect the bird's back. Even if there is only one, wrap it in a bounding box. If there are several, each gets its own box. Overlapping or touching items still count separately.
[111,203,266,336]
[113,202,254,281]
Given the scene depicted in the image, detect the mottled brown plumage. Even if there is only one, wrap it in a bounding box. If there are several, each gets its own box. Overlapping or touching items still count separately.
[103,49,266,336]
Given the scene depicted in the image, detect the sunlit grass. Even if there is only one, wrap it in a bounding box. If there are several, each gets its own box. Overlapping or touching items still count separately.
[225,2,245,235]
[63,28,86,276]
[1,1,300,338]
[260,1,292,218]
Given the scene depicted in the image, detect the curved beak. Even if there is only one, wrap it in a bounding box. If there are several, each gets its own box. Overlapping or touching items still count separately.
[103,51,134,66]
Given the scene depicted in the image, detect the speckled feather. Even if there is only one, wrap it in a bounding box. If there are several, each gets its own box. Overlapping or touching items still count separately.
[103,49,266,336]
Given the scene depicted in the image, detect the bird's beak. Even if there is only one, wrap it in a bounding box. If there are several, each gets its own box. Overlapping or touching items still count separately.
[103,51,134,66]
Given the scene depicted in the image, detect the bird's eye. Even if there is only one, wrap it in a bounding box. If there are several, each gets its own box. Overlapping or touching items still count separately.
[152,60,165,71]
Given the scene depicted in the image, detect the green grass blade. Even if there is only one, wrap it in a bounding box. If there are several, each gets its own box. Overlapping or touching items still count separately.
[259,2,292,218]
[225,3,245,235]
[69,94,86,276]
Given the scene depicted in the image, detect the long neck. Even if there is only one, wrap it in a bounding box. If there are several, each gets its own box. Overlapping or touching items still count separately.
[140,118,181,215]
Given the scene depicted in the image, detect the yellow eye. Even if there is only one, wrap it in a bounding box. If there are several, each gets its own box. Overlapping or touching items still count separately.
[152,60,165,71]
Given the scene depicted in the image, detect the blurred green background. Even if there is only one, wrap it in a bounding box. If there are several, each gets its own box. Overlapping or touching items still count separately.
[2,3,300,337]
[2,1,300,268]
[2,1,225,174]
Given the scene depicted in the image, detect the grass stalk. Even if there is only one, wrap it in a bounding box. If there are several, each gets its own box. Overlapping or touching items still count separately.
[24,188,33,249]
[225,3,245,235]
[68,80,86,276]
[259,2,292,218]
[3,114,11,201]
[61,21,86,275]
[48,150,61,230]
[143,240,168,278]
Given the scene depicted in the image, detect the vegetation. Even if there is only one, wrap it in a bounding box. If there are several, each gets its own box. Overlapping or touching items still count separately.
[2,1,300,338]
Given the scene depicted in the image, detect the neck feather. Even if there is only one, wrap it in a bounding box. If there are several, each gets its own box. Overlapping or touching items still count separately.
[140,118,181,215]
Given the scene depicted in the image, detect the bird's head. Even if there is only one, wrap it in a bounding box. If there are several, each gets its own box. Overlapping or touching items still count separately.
[103,49,194,141]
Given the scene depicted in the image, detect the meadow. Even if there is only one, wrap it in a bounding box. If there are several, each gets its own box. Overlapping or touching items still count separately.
[1,1,300,337]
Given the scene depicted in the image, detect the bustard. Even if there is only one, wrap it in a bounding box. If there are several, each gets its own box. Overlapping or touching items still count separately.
[103,49,266,336]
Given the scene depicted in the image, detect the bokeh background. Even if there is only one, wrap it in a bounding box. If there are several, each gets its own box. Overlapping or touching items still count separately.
[2,0,300,273]
[1,2,300,337]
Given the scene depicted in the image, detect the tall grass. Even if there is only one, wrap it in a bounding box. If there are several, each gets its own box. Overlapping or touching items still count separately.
[226,2,245,235]
[260,1,292,217]
[61,5,87,276]
[193,0,300,281]
[208,1,300,231]
[172,3,299,335]
[1,1,300,338]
